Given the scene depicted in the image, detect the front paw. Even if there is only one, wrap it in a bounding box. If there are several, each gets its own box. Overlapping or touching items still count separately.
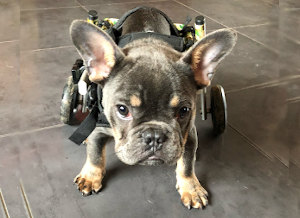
[176,175,208,209]
[74,161,105,196]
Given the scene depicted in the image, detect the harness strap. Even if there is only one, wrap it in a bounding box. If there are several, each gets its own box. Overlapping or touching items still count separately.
[69,85,110,145]
[113,6,180,37]
[118,32,185,51]
[96,85,110,128]
[69,104,99,145]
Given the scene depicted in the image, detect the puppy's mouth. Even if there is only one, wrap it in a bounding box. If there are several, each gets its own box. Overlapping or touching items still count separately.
[138,154,164,166]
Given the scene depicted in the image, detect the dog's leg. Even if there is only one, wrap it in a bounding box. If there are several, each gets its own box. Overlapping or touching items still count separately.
[74,127,111,196]
[176,125,208,209]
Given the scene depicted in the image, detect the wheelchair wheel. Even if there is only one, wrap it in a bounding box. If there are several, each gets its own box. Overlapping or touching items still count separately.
[60,76,79,125]
[210,85,227,135]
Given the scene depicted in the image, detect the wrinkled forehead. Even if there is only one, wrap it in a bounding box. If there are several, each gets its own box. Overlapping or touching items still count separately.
[105,62,196,108]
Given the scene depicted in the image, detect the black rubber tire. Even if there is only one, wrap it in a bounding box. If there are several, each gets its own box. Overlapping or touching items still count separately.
[60,76,78,125]
[210,85,227,135]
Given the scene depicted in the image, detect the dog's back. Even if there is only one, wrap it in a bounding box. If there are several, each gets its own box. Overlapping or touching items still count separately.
[121,7,171,35]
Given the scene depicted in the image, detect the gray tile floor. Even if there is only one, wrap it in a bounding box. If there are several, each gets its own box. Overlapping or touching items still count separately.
[0,0,299,217]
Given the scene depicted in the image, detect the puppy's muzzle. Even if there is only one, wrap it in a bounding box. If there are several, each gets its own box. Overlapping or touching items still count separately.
[142,128,167,153]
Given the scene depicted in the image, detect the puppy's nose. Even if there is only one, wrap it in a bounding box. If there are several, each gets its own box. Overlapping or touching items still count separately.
[142,129,167,152]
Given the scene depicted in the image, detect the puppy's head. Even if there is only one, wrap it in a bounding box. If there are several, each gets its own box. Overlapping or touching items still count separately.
[70,21,237,166]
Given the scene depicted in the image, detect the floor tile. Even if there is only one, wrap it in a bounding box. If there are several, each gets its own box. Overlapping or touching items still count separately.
[84,1,224,32]
[0,126,84,217]
[0,41,20,135]
[175,0,278,27]
[19,47,81,131]
[0,123,297,217]
[225,78,300,167]
[278,37,300,77]
[280,0,300,8]
[289,164,300,215]
[234,23,279,52]
[211,34,280,92]
[280,8,300,43]
[77,0,165,6]
[222,29,300,79]
[0,136,27,217]
[195,127,297,218]
[20,0,79,10]
[285,101,300,167]
[0,0,19,42]
[20,7,87,51]
[16,129,84,217]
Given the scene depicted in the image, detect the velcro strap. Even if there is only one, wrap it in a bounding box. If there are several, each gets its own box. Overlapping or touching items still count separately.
[96,113,111,128]
[68,105,99,145]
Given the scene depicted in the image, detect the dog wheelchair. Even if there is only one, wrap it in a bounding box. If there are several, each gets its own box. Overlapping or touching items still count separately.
[61,8,227,144]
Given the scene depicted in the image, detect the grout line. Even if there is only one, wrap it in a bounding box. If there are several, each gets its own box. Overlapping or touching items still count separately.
[0,40,19,45]
[282,8,300,11]
[226,75,300,94]
[172,0,231,27]
[231,22,271,29]
[21,45,74,53]
[173,0,279,54]
[0,188,10,218]
[0,123,65,139]
[228,122,275,161]
[16,0,213,12]
[273,153,289,167]
[106,0,169,5]
[108,0,169,4]
[286,96,300,104]
[20,5,82,12]
[290,158,300,169]
[229,123,290,168]
[75,0,88,12]
[81,0,169,8]
[237,31,279,54]
[19,181,34,218]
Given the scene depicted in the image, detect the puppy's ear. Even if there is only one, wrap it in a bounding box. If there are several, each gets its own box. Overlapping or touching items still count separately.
[70,20,125,83]
[180,29,237,88]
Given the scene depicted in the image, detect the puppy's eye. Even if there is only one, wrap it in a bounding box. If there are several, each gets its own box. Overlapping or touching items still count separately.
[177,107,191,119]
[117,105,132,120]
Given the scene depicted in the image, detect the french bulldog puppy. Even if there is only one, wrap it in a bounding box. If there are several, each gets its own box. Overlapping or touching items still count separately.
[70,7,237,209]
